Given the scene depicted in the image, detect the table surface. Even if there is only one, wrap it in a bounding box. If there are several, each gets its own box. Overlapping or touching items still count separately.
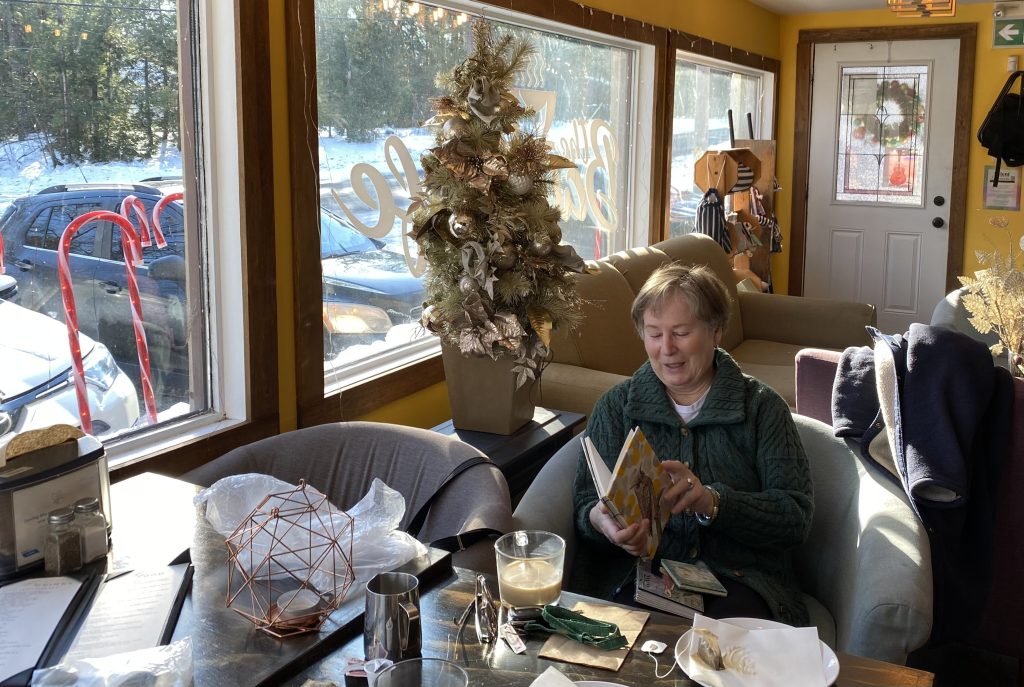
[108,473,934,687]
[286,568,935,687]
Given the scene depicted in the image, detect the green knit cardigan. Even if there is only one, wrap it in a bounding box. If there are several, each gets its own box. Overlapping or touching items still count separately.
[571,350,814,626]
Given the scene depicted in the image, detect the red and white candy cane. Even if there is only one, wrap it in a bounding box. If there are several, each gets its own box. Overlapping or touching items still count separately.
[152,192,183,243]
[120,195,166,250]
[0,229,5,273]
[59,211,159,433]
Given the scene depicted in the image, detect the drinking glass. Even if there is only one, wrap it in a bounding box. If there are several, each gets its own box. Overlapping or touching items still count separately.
[372,657,469,687]
[494,530,565,608]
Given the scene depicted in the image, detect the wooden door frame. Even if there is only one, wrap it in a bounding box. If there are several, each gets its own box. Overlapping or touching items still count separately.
[788,24,976,296]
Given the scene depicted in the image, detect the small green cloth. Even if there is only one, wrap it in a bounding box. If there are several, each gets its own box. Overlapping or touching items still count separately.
[523,605,628,650]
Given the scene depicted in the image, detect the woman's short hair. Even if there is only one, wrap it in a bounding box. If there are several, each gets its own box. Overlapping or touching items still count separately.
[630,263,731,335]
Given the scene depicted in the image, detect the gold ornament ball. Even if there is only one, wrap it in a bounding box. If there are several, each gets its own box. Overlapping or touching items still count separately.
[493,245,517,269]
[528,235,553,257]
[442,117,470,139]
[507,174,534,196]
[458,275,479,294]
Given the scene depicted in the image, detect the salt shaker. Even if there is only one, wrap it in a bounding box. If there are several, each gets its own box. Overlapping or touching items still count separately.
[73,496,108,564]
[44,507,83,575]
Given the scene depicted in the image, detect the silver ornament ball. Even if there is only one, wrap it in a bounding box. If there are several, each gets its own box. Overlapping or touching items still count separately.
[442,117,470,140]
[458,275,479,294]
[528,235,553,257]
[507,174,534,196]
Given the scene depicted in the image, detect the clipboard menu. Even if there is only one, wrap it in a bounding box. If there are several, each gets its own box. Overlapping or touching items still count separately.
[0,574,101,687]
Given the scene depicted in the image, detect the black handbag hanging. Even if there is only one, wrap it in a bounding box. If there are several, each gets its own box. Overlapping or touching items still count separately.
[977,70,1024,186]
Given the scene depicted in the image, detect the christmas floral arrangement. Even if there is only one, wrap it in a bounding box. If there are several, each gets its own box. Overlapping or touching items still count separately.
[958,217,1024,377]
[411,20,587,388]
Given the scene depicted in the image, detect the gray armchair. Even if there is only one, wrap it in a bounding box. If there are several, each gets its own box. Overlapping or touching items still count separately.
[513,416,933,665]
[183,421,513,574]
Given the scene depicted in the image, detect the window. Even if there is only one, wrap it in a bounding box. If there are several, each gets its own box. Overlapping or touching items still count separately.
[835,65,927,206]
[0,0,262,464]
[308,0,654,397]
[669,52,774,237]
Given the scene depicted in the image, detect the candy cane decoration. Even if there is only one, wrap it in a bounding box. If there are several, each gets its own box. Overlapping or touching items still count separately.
[0,230,5,273]
[120,195,167,250]
[152,192,183,243]
[59,211,159,433]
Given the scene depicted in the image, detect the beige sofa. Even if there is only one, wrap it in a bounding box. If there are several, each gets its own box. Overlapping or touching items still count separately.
[539,233,877,415]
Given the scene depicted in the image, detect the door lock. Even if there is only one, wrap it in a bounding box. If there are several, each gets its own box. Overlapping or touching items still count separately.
[933,195,945,206]
[932,217,945,228]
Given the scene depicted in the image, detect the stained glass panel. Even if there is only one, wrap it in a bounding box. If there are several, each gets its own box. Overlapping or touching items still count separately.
[835,64,928,206]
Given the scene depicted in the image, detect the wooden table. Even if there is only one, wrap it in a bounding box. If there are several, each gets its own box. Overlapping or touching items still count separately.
[433,407,586,505]
[285,568,934,687]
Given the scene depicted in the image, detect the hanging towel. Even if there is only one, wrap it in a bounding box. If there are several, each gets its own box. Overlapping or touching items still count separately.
[751,187,783,254]
[694,187,731,254]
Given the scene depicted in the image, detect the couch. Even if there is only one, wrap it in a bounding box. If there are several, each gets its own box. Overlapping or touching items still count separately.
[539,233,877,416]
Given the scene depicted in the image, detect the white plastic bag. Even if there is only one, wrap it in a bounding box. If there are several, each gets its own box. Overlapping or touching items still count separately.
[31,637,192,687]
[194,474,426,590]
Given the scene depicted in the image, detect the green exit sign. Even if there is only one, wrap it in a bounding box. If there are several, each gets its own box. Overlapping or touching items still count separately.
[994,18,1024,47]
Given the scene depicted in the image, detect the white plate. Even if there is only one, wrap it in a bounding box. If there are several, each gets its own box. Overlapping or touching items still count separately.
[674,617,840,686]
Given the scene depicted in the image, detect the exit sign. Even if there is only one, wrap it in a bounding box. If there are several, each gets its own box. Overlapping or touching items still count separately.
[994,18,1024,47]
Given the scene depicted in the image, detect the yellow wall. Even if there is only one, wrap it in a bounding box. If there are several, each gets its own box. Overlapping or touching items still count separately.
[582,0,780,58]
[774,4,1024,293]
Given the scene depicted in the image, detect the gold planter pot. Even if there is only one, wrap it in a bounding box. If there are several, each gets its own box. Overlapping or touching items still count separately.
[440,343,535,435]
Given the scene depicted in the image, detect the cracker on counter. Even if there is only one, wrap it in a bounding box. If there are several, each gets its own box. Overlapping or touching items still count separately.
[6,424,85,459]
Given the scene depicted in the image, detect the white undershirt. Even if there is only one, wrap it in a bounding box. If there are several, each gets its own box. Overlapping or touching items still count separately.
[673,385,712,424]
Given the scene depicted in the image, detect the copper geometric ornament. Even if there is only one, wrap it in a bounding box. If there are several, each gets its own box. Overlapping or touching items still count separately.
[225,479,355,638]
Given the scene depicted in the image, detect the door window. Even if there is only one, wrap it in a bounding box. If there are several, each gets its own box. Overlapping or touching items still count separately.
[835,65,928,206]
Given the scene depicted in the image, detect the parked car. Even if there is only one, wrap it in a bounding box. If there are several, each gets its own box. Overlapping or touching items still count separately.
[0,182,188,408]
[0,181,426,378]
[0,298,140,438]
[319,209,424,357]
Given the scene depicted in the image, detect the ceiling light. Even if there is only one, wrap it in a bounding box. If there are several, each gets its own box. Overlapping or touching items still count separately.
[887,0,956,17]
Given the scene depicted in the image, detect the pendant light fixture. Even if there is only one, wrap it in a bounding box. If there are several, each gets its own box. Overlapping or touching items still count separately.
[887,0,957,17]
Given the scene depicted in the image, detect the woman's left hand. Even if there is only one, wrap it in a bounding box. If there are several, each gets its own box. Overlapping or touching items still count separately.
[661,461,715,515]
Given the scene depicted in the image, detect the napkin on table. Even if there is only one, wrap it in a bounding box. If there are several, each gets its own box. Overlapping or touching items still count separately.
[538,601,648,671]
[679,615,826,687]
[528,666,576,687]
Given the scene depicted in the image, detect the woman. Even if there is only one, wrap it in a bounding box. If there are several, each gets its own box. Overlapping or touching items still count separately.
[571,263,814,625]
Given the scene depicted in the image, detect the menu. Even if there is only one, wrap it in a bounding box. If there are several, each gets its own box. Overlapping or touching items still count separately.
[0,576,85,684]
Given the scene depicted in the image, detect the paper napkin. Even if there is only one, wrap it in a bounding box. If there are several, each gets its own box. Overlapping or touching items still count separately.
[528,666,577,687]
[538,601,648,671]
[679,615,826,687]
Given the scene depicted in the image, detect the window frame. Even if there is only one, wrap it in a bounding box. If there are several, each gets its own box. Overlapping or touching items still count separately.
[286,0,670,428]
[663,33,780,239]
[110,0,280,481]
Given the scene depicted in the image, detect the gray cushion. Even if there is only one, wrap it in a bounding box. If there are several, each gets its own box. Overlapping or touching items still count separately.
[183,421,513,574]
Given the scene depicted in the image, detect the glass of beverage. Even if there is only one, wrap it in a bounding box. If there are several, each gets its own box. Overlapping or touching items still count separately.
[372,657,468,687]
[494,530,565,608]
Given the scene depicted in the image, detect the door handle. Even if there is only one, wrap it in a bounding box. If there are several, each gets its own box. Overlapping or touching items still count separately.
[99,280,122,294]
[14,259,32,271]
[932,217,945,228]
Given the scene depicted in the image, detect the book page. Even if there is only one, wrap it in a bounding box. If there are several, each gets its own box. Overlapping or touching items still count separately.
[582,436,611,496]
[0,576,82,681]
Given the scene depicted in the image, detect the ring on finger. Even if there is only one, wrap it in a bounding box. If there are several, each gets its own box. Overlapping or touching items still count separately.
[686,477,694,491]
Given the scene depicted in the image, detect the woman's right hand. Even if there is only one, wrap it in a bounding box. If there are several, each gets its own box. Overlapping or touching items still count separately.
[589,502,649,557]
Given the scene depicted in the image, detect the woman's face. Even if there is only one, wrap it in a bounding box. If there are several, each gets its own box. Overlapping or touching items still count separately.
[642,292,722,404]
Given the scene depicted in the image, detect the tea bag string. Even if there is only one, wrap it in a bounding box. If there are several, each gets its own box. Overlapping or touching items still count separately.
[647,648,675,679]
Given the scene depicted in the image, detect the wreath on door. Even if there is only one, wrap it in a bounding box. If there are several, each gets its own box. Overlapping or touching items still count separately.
[851,79,925,148]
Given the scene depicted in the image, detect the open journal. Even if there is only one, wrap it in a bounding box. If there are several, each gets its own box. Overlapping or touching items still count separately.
[582,427,671,560]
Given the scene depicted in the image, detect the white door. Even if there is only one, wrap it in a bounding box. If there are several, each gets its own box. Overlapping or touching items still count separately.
[805,39,958,333]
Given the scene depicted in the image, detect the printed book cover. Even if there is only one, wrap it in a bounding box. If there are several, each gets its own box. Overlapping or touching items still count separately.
[661,558,728,597]
[634,561,704,619]
[582,427,671,560]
